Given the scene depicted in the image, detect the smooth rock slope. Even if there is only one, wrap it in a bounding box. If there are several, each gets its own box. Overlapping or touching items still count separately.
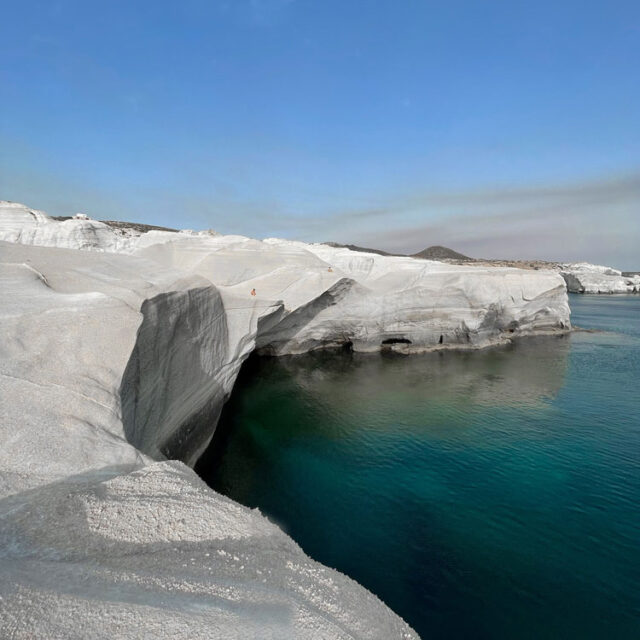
[0,240,416,639]
[0,202,572,638]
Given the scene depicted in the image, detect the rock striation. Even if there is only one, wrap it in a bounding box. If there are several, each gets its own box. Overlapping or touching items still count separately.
[0,202,572,638]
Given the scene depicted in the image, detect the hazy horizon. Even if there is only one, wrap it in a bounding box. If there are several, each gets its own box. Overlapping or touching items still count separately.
[2,1,639,269]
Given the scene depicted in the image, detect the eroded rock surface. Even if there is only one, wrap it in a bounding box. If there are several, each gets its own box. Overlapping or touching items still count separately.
[560,262,640,294]
[0,202,573,638]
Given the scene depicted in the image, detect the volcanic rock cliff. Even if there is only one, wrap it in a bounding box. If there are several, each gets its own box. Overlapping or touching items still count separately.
[0,202,572,639]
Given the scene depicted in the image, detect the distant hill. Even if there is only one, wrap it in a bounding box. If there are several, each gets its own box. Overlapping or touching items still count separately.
[322,242,394,257]
[412,245,472,261]
[323,242,473,262]
[51,217,178,233]
[101,220,178,233]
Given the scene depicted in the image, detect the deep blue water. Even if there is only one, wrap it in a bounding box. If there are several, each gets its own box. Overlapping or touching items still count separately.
[197,295,640,639]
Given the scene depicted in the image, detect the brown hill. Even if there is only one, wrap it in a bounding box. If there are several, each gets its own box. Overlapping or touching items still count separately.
[412,245,472,261]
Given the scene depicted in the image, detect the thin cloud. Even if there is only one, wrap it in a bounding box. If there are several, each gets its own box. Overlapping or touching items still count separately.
[321,174,640,225]
[303,174,640,270]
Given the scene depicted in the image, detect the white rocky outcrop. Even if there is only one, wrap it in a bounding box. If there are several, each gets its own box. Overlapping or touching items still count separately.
[560,262,640,294]
[134,233,570,355]
[562,262,622,276]
[0,201,185,253]
[0,240,417,639]
[0,202,573,638]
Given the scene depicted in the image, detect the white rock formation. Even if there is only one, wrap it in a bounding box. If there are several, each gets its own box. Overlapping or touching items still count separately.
[560,262,640,294]
[0,201,182,253]
[0,240,417,639]
[0,202,572,638]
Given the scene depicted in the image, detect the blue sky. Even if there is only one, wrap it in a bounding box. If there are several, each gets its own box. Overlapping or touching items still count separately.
[1,0,639,267]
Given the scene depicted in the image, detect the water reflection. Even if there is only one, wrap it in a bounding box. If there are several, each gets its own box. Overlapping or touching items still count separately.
[197,302,640,640]
[274,333,570,417]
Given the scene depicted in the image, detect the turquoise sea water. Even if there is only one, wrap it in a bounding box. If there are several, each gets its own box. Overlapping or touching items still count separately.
[197,295,640,639]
